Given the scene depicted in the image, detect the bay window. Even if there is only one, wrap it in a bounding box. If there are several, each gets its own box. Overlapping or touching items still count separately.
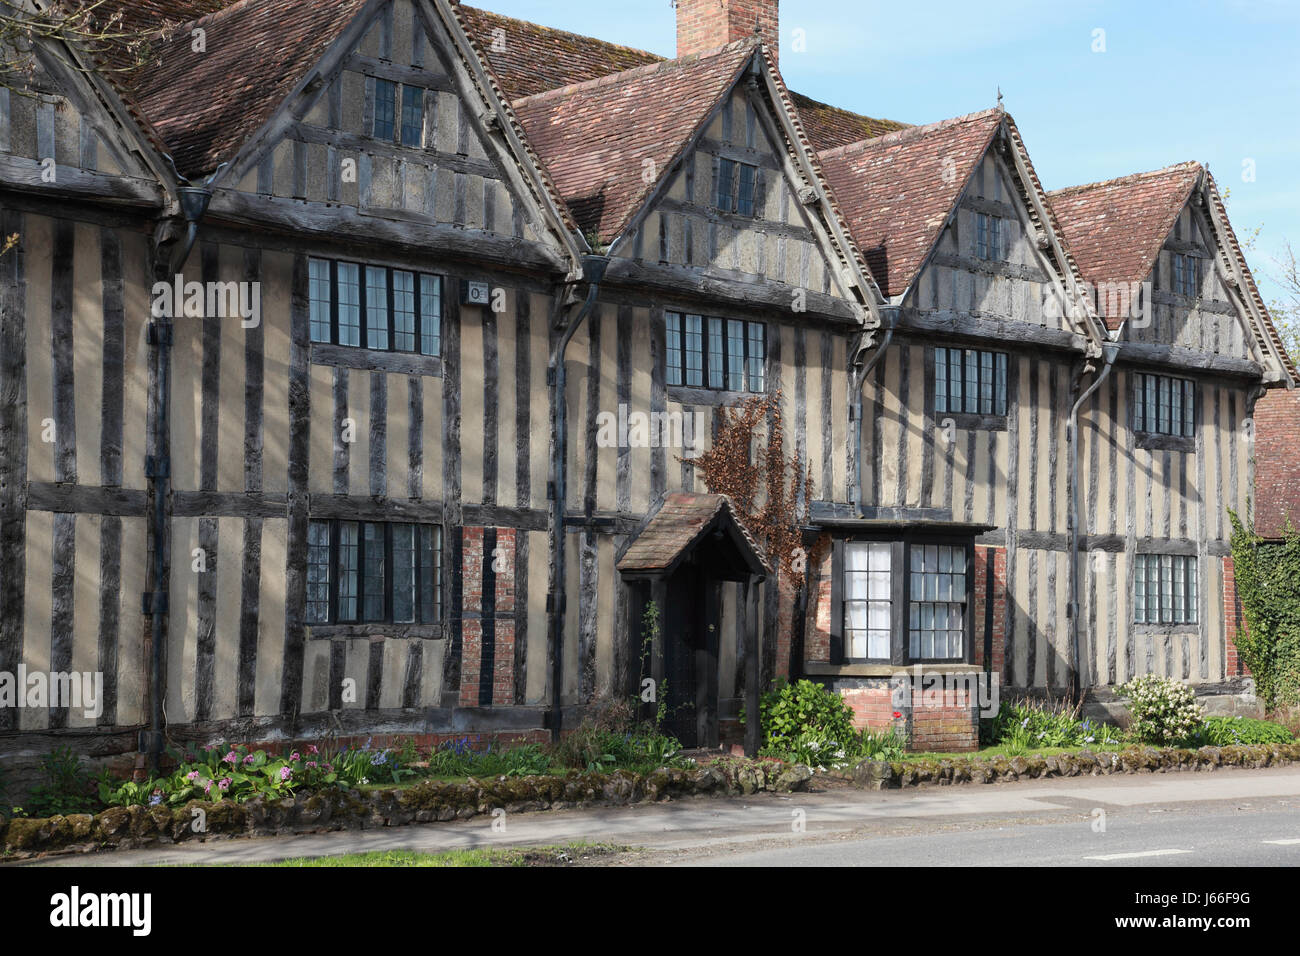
[833,536,973,664]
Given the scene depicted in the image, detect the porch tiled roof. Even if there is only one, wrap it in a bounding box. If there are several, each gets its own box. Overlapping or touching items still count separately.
[818,109,1003,299]
[617,493,769,575]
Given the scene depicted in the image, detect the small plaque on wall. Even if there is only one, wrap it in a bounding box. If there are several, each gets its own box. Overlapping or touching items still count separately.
[462,280,491,306]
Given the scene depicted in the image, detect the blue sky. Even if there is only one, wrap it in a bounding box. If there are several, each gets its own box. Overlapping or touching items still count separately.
[482,0,1299,303]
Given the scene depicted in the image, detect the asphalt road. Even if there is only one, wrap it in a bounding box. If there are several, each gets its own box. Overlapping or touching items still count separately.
[15,764,1300,867]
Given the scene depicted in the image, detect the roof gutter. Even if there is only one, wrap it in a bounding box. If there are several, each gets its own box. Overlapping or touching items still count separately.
[547,253,608,742]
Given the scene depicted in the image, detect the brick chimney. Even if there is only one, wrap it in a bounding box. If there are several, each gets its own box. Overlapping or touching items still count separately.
[676,0,779,65]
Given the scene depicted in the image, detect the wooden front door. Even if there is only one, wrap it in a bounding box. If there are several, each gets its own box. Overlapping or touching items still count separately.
[662,564,720,748]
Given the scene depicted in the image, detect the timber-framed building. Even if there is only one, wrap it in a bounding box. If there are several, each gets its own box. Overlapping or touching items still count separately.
[0,0,1291,777]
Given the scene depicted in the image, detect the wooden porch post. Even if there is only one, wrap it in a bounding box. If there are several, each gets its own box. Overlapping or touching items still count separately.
[744,575,761,758]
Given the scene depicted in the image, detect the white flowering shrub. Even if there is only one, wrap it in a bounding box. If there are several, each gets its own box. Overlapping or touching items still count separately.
[1117,675,1204,745]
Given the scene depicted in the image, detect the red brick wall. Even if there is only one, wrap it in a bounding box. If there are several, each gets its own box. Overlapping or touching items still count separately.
[973,546,1007,679]
[1223,554,1250,678]
[839,685,902,733]
[1253,388,1300,538]
[907,686,978,753]
[458,526,517,707]
[676,0,779,64]
[836,680,979,753]
[804,545,832,663]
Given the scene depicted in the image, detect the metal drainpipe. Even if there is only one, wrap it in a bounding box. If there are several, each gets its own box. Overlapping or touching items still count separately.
[146,184,213,773]
[548,254,608,743]
[1066,329,1122,704]
[853,309,898,515]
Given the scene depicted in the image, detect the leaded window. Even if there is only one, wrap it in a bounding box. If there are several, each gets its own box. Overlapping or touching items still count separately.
[935,347,1008,416]
[665,312,766,393]
[1134,554,1198,625]
[308,257,441,356]
[304,520,443,625]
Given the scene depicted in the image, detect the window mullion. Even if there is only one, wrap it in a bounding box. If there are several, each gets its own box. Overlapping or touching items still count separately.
[387,268,396,354]
[330,261,339,347]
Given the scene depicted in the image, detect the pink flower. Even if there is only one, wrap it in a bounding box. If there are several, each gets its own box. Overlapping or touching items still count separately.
[307,744,319,755]
[223,750,238,764]
[306,761,318,770]
[218,777,231,790]
[186,770,200,782]
[243,754,256,765]
[203,779,213,793]
[279,766,293,781]
[290,751,300,762]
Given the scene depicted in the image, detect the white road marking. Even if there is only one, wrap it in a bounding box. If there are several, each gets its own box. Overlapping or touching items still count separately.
[1084,848,1193,861]
[1262,839,1300,845]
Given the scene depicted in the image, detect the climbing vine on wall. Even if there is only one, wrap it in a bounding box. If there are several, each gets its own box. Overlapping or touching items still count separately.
[1228,508,1300,711]
[687,390,812,584]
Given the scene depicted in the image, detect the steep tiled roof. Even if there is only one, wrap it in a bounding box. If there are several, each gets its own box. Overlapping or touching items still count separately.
[789,92,907,151]
[459,5,662,99]
[818,109,1002,299]
[1048,162,1201,327]
[128,0,369,178]
[1049,165,1295,379]
[460,4,906,153]
[617,493,769,575]
[513,41,755,243]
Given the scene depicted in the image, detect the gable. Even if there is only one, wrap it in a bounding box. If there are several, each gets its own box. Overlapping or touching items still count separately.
[0,42,167,205]
[910,148,1076,334]
[626,81,859,305]
[1127,195,1267,364]
[819,110,1002,301]
[161,0,579,265]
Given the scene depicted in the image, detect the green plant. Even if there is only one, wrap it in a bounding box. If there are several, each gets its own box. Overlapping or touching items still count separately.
[97,775,166,808]
[986,697,1124,750]
[26,747,98,817]
[1117,675,1205,745]
[1228,510,1300,711]
[1184,715,1295,747]
[749,678,857,752]
[858,729,907,762]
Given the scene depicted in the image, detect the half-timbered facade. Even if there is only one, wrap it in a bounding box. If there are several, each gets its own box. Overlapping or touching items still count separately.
[0,0,1291,775]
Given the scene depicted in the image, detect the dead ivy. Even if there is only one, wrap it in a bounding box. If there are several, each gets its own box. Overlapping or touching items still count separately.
[685,390,812,584]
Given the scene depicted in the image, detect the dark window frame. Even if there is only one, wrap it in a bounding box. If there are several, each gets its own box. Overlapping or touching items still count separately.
[305,519,443,626]
[1134,553,1198,626]
[1172,252,1200,298]
[372,78,425,147]
[715,157,759,217]
[1132,371,1196,440]
[974,212,1004,260]
[932,346,1009,427]
[830,532,976,666]
[665,311,766,394]
[308,256,442,357]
